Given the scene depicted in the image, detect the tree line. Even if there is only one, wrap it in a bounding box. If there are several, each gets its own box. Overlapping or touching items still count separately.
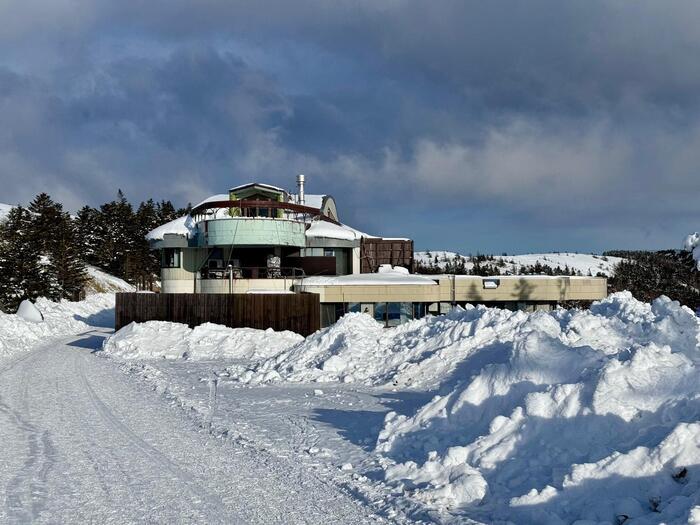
[0,192,189,313]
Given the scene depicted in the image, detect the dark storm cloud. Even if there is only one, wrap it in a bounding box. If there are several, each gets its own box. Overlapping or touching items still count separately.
[1,0,699,251]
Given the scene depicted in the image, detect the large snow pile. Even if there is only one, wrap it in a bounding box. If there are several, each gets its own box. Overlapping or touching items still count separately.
[232,307,534,386]
[83,265,136,295]
[683,232,700,270]
[0,294,115,363]
[103,321,303,361]
[415,251,624,277]
[374,292,700,523]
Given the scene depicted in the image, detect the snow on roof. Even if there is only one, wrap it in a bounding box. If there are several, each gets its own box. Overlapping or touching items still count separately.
[193,193,229,209]
[229,182,286,193]
[306,220,359,241]
[302,269,437,286]
[145,215,196,241]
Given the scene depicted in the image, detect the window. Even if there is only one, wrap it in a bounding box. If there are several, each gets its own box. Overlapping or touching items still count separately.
[374,302,387,325]
[162,248,181,268]
[324,248,335,257]
[483,278,500,289]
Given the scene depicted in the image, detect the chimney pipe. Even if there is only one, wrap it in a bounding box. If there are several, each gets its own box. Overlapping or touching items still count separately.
[296,174,305,205]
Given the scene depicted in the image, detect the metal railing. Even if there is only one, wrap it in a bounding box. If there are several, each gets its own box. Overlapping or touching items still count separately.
[199,266,306,280]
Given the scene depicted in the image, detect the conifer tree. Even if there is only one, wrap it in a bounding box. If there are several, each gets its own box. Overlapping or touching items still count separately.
[75,205,102,266]
[51,212,87,300]
[0,207,44,311]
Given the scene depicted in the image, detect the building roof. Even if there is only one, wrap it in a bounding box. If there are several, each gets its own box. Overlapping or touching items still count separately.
[229,182,287,194]
[145,215,196,241]
[301,273,437,286]
[305,219,359,241]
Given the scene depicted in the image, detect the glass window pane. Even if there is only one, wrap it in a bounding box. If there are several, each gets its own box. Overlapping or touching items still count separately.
[347,303,361,313]
[374,302,387,326]
[387,303,401,327]
[400,302,413,323]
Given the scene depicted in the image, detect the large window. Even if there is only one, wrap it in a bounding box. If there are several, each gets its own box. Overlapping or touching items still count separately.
[162,248,181,268]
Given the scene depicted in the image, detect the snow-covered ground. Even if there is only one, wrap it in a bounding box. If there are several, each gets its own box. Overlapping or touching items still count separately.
[415,251,624,276]
[0,293,114,364]
[103,292,700,524]
[3,288,700,523]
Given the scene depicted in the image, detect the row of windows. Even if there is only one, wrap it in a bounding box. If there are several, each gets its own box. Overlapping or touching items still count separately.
[321,302,430,328]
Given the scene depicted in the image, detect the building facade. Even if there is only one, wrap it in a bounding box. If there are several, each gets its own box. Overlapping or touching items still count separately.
[147,177,608,328]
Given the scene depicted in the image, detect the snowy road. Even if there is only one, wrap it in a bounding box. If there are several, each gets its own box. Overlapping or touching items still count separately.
[0,330,386,524]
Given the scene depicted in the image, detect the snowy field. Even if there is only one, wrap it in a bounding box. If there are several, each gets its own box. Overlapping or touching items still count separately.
[102,292,700,524]
[415,251,624,276]
[2,290,699,523]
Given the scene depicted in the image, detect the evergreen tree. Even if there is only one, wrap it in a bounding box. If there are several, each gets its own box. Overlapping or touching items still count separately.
[51,212,87,301]
[0,207,44,311]
[95,190,136,278]
[75,205,102,266]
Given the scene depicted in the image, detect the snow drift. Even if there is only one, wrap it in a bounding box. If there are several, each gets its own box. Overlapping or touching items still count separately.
[375,292,700,524]
[104,291,700,523]
[103,321,303,361]
[0,294,115,363]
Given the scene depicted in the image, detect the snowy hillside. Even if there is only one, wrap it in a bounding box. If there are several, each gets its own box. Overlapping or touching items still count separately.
[84,265,136,295]
[106,292,700,524]
[0,202,13,222]
[415,251,624,276]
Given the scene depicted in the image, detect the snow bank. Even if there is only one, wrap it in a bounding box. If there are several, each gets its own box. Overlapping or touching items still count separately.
[374,292,700,523]
[16,300,43,322]
[683,232,700,270]
[0,294,115,363]
[103,321,303,362]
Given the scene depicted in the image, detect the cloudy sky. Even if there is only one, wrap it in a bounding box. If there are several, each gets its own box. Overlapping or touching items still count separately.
[1,1,699,253]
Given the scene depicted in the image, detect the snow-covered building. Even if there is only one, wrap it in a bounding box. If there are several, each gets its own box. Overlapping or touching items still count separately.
[147,176,607,328]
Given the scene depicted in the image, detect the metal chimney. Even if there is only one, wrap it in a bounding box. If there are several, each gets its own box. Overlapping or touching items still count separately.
[296,174,305,205]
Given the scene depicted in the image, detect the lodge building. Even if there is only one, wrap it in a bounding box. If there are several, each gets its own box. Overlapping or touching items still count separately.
[144,176,607,329]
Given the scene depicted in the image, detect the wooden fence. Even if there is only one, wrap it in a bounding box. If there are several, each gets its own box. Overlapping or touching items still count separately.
[115,293,320,336]
[360,238,414,273]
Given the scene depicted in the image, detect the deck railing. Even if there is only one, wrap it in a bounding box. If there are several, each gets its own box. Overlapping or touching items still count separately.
[199,266,306,280]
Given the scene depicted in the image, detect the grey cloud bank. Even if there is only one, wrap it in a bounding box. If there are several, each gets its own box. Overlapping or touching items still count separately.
[0,0,699,252]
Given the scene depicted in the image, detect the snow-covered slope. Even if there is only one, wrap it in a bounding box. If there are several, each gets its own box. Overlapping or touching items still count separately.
[84,265,136,295]
[0,202,14,222]
[0,294,115,363]
[416,251,624,276]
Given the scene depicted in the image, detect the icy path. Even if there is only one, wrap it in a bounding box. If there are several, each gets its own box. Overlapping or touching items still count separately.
[0,330,384,524]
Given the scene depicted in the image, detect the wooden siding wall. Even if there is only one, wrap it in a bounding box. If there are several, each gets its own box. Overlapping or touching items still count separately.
[115,293,320,336]
[360,238,414,273]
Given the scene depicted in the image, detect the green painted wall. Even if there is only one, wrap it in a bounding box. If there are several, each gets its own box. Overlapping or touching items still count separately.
[197,218,306,247]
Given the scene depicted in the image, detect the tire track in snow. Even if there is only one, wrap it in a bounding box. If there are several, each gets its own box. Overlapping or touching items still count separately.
[75,353,232,521]
[0,394,56,523]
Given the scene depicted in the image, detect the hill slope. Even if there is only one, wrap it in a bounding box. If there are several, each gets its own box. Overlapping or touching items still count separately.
[415,251,623,276]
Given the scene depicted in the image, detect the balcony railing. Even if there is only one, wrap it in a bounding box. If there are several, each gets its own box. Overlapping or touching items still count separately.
[199,266,306,280]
